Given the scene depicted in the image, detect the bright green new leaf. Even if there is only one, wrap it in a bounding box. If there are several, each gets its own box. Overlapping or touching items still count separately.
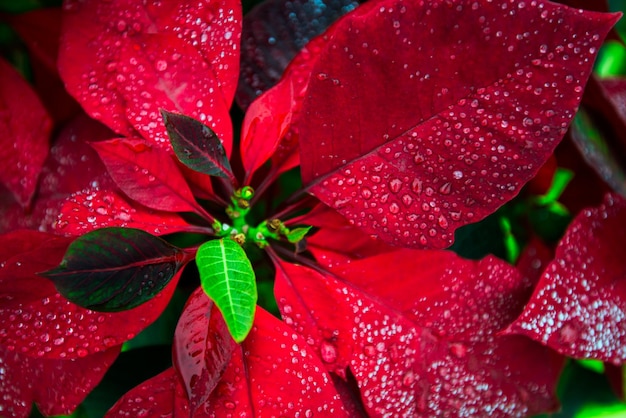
[196,239,257,342]
[286,226,312,244]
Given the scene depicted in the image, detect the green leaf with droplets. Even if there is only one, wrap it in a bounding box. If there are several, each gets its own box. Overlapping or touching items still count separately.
[41,228,187,312]
[160,109,235,184]
[196,239,257,342]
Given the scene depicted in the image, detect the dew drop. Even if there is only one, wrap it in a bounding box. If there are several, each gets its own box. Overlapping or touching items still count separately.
[320,341,338,363]
[389,203,400,214]
[155,60,168,71]
[559,322,579,344]
[389,178,402,193]
[361,187,373,199]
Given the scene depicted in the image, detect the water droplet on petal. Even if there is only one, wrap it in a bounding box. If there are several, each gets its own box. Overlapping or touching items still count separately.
[320,341,337,363]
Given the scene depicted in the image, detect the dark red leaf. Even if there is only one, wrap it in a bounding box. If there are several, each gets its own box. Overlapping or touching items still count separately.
[55,189,195,236]
[297,0,618,249]
[0,231,181,359]
[43,228,189,311]
[273,251,562,416]
[0,344,119,418]
[58,0,241,152]
[161,110,236,183]
[173,288,235,412]
[506,193,626,364]
[109,307,350,416]
[91,137,205,215]
[236,0,359,109]
[0,58,52,208]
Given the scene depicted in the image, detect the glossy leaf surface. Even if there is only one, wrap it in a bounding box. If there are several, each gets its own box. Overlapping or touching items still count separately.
[43,228,187,311]
[107,308,350,417]
[161,110,235,182]
[298,0,618,249]
[197,239,257,342]
[0,230,179,360]
[58,0,241,152]
[274,251,562,417]
[507,193,626,363]
[237,0,359,109]
[173,287,235,412]
[0,58,52,208]
[91,137,202,214]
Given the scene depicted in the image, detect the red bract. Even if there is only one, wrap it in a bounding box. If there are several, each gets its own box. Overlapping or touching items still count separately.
[297,0,618,249]
[273,251,563,417]
[0,113,115,234]
[507,193,626,364]
[0,58,52,208]
[108,295,350,417]
[58,0,242,152]
[0,230,181,416]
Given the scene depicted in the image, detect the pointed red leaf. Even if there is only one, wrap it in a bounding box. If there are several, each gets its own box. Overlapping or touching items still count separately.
[506,193,626,364]
[240,76,295,181]
[298,0,619,249]
[273,251,562,416]
[58,0,241,152]
[0,345,119,418]
[0,58,52,208]
[55,189,195,236]
[0,231,181,359]
[91,137,204,215]
[173,288,235,412]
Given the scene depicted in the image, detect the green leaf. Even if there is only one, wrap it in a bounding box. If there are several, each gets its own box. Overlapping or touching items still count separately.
[160,109,235,183]
[41,228,187,312]
[196,239,257,342]
[286,226,312,243]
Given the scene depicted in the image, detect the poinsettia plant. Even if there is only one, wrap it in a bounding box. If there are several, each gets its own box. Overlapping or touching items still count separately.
[1,0,626,417]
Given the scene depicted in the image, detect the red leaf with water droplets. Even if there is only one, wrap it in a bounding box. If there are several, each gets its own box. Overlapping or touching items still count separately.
[105,368,185,418]
[0,58,52,208]
[58,0,241,151]
[91,137,204,215]
[173,288,235,412]
[109,306,350,416]
[0,230,181,359]
[0,344,119,418]
[297,0,618,249]
[56,189,195,236]
[0,113,115,234]
[506,193,626,364]
[273,250,563,416]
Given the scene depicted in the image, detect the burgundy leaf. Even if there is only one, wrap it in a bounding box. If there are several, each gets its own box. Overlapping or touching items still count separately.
[161,110,236,183]
[173,288,235,412]
[0,344,119,418]
[58,0,241,151]
[298,0,618,249]
[506,193,626,364]
[273,251,563,416]
[0,58,52,208]
[109,307,350,416]
[236,0,359,109]
[55,189,195,236]
[0,231,181,359]
[43,228,190,311]
[91,137,205,215]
